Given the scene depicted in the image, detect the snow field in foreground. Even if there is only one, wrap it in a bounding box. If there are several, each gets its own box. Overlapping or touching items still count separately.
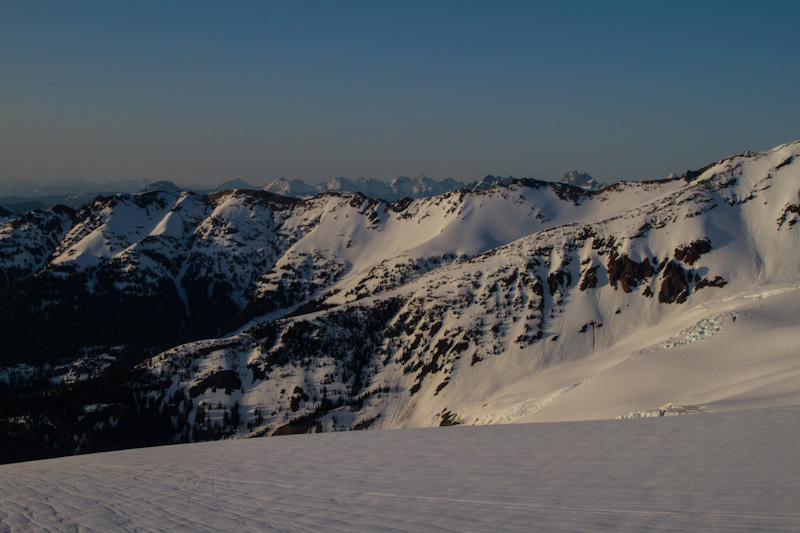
[0,406,798,532]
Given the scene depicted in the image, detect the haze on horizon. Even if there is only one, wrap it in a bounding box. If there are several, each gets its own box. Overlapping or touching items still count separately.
[2,0,798,190]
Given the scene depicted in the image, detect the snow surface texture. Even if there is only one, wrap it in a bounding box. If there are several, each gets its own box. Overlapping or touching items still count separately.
[0,406,797,532]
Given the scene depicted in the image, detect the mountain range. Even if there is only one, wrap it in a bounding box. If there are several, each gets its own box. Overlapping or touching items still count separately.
[0,142,798,463]
[0,172,605,213]
[263,172,607,202]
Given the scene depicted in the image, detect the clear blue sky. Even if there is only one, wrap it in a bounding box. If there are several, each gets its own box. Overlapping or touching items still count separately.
[2,0,798,187]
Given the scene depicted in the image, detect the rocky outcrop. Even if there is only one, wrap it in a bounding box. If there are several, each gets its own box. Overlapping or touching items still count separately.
[658,261,690,304]
[674,239,712,265]
[607,252,656,293]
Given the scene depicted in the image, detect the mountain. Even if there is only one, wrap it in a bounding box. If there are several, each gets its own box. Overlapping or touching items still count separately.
[465,174,516,191]
[137,180,184,193]
[263,177,320,197]
[560,170,607,190]
[0,179,259,212]
[322,176,395,200]
[0,193,126,211]
[388,174,466,199]
[209,179,257,192]
[0,141,798,463]
[265,175,467,201]
[0,179,151,197]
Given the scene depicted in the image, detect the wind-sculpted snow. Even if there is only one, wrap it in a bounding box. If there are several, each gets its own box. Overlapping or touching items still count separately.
[0,407,798,532]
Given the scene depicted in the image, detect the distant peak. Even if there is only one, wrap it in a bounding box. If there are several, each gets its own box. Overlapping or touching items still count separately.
[560,171,606,191]
[137,180,182,193]
[468,175,514,191]
[263,177,319,198]
[211,179,256,192]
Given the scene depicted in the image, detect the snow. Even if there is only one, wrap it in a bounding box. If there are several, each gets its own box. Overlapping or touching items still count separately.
[0,406,797,531]
[438,284,800,424]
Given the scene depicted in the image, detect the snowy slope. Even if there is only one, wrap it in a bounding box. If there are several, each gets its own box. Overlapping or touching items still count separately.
[1,406,798,532]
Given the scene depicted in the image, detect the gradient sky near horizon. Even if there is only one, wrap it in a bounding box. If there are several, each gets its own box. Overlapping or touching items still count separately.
[2,1,799,187]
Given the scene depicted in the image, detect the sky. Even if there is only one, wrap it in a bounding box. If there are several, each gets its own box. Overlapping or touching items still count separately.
[2,0,799,189]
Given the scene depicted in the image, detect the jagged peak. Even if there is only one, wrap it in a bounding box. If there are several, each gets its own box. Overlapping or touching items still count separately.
[560,170,606,191]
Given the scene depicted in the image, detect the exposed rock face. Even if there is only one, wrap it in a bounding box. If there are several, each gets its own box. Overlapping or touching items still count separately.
[548,268,573,295]
[579,265,600,291]
[659,261,690,304]
[607,252,656,293]
[777,203,800,229]
[674,239,712,265]
[696,276,728,290]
